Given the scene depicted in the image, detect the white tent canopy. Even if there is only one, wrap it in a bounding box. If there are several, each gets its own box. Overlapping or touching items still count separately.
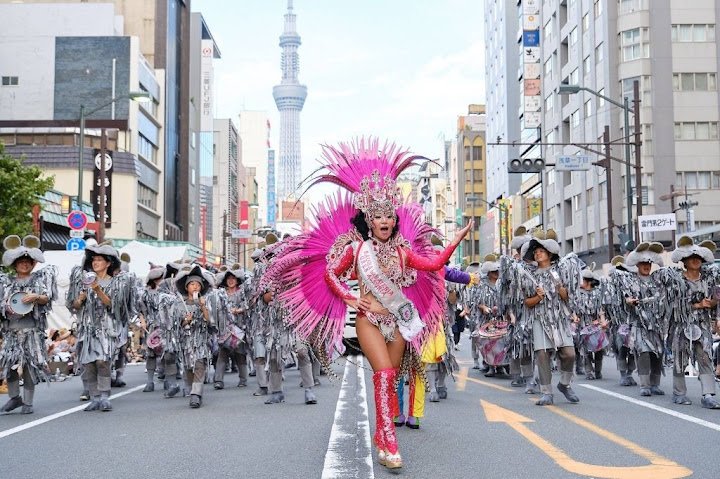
[36,242,191,330]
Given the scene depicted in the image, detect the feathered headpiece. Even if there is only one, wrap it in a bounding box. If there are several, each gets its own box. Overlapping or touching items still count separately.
[626,241,665,267]
[670,235,715,264]
[308,137,428,222]
[2,235,45,267]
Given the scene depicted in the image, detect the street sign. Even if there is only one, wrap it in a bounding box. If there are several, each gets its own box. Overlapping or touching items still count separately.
[556,155,591,171]
[638,213,677,233]
[69,229,85,238]
[66,238,87,251]
[67,210,88,230]
[231,229,252,239]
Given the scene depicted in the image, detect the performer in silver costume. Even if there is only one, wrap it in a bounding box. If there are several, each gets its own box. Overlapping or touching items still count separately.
[0,235,57,415]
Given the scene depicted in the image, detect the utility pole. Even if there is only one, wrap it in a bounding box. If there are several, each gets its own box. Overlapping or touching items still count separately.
[98,128,107,242]
[633,80,642,245]
[222,210,228,263]
[603,126,614,264]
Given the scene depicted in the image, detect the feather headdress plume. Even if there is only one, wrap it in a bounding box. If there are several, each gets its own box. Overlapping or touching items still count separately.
[308,137,428,220]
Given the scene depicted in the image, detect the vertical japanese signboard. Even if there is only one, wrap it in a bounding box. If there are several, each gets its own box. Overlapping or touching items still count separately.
[90,149,113,227]
[523,1,541,128]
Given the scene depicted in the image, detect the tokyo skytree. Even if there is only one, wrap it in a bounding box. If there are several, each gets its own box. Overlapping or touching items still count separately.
[273,0,307,202]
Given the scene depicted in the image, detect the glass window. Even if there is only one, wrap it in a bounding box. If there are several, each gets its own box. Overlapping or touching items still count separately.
[597,88,606,108]
[695,123,710,140]
[676,173,683,185]
[713,172,720,189]
[594,0,602,18]
[571,110,580,127]
[584,99,592,117]
[582,14,590,32]
[570,68,579,84]
[693,25,707,42]
[681,73,695,91]
[698,172,711,189]
[711,122,719,139]
[595,42,604,64]
[569,28,578,47]
[682,123,695,140]
[672,74,680,91]
[685,172,698,189]
[583,56,591,75]
[710,73,717,90]
[679,25,692,42]
[696,73,709,91]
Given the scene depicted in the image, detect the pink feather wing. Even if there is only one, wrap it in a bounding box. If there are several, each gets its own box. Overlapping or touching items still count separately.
[396,203,446,352]
[265,192,357,350]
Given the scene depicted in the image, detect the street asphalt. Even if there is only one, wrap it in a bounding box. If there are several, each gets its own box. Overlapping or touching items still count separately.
[1,335,719,479]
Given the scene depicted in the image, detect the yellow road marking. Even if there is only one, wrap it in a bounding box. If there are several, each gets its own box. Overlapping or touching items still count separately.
[463,374,514,392]
[455,367,468,391]
[481,399,692,479]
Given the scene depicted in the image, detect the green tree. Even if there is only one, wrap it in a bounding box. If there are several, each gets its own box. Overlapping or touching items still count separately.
[0,142,54,238]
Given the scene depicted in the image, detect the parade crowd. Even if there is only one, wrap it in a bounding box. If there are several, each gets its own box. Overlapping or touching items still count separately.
[2,139,720,472]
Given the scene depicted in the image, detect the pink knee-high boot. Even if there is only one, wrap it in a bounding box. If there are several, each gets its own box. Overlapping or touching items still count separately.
[373,368,402,468]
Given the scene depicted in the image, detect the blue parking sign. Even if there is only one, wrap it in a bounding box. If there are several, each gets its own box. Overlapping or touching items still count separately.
[66,238,86,251]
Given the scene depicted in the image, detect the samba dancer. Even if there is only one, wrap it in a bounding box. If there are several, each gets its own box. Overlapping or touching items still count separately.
[172,265,219,408]
[261,139,472,469]
[572,266,608,380]
[602,256,638,386]
[471,254,509,378]
[396,264,478,429]
[625,242,668,397]
[501,227,537,392]
[0,235,57,414]
[67,244,135,412]
[214,265,250,389]
[521,230,583,406]
[667,237,720,408]
[137,265,180,395]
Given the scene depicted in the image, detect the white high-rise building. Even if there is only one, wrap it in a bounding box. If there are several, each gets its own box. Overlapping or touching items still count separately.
[484,0,522,203]
[238,110,270,227]
[538,0,720,258]
[273,0,307,203]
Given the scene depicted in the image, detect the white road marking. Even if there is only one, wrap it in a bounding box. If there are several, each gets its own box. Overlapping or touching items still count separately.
[579,383,720,433]
[321,355,374,479]
[0,384,145,440]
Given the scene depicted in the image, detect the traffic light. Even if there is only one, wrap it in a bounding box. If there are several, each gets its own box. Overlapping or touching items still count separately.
[677,200,698,210]
[508,158,545,173]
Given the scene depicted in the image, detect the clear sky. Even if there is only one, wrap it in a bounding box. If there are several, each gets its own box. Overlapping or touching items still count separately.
[193,0,485,198]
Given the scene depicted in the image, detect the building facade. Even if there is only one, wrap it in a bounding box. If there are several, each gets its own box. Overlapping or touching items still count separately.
[0,2,165,244]
[212,118,242,263]
[238,110,271,227]
[454,105,488,264]
[534,0,720,260]
[484,0,523,203]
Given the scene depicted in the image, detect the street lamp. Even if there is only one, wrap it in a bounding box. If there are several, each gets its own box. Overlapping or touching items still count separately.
[77,91,151,210]
[558,82,638,244]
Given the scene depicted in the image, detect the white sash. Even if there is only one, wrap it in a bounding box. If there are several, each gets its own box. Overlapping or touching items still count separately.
[357,240,424,341]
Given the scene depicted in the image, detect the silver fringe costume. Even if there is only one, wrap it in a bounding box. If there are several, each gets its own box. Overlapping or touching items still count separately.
[519,253,584,401]
[622,268,669,394]
[499,256,536,389]
[664,264,720,404]
[172,290,219,400]
[600,267,637,385]
[427,281,461,401]
[138,286,179,392]
[572,286,606,379]
[0,266,57,410]
[213,284,250,388]
[67,267,135,365]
